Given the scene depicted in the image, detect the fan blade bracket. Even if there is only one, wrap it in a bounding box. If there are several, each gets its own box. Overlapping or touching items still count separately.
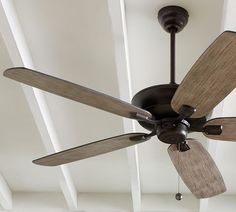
[130,135,149,142]
[178,105,196,118]
[130,112,159,125]
[174,105,197,124]
[130,112,150,121]
[174,104,198,119]
[177,141,191,152]
[130,130,157,141]
[204,117,236,141]
[189,125,222,135]
[204,125,223,135]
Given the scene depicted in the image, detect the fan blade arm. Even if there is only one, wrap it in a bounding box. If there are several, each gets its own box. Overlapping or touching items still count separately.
[33,133,150,166]
[204,125,223,135]
[4,67,153,122]
[189,125,222,135]
[204,117,236,141]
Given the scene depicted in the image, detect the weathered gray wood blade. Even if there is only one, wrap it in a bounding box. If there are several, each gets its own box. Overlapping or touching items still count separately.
[171,31,236,118]
[4,68,152,121]
[33,133,149,166]
[168,139,226,198]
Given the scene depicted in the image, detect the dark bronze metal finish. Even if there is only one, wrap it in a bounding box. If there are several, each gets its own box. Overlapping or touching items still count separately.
[132,84,206,131]
[158,6,189,33]
[170,29,176,83]
[178,142,190,152]
[132,84,207,144]
[204,125,223,135]
[178,105,196,118]
[132,84,179,131]
[156,119,189,144]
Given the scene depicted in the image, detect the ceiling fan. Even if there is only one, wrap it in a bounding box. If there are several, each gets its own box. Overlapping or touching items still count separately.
[3,5,236,199]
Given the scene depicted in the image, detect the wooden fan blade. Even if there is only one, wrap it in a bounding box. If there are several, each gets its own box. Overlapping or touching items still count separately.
[171,31,236,118]
[168,139,226,198]
[4,68,152,121]
[33,133,149,166]
[204,117,236,141]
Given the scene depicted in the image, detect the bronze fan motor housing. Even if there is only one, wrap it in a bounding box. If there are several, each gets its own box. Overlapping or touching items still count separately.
[132,84,206,144]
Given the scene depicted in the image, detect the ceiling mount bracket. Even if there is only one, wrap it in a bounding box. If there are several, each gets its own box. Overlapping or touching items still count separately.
[158,6,189,33]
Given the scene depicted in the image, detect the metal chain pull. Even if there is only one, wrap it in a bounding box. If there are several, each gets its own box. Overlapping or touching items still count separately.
[175,143,183,201]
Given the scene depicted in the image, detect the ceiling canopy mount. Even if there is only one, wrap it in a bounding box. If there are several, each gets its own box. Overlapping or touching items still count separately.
[158,5,189,33]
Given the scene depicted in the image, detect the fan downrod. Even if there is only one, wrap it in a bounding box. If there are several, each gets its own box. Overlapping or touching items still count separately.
[158,6,189,84]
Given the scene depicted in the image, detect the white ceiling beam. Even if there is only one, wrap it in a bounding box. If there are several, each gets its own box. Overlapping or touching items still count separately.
[0,0,78,210]
[0,1,16,210]
[0,172,12,209]
[107,0,141,211]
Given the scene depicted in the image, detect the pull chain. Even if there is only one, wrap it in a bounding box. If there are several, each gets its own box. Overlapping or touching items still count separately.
[175,143,183,201]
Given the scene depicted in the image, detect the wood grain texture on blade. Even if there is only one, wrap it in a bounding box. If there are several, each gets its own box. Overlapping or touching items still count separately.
[171,31,236,118]
[33,133,149,166]
[204,117,236,141]
[4,68,152,120]
[168,139,226,198]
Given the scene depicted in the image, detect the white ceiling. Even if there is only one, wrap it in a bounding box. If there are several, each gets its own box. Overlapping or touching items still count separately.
[0,31,61,192]
[0,0,236,211]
